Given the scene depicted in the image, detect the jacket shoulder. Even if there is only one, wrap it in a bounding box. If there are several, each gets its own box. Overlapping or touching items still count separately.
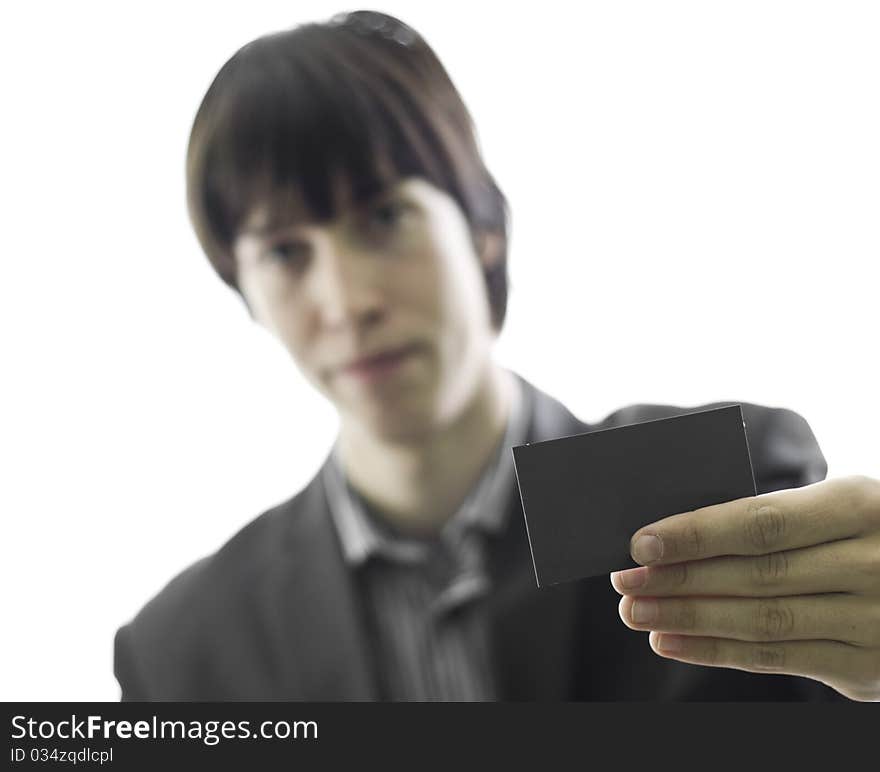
[598,400,827,494]
[113,479,320,699]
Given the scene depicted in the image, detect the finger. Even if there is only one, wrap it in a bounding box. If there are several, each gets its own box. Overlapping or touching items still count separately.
[617,594,879,646]
[629,475,880,566]
[611,535,879,598]
[646,631,875,699]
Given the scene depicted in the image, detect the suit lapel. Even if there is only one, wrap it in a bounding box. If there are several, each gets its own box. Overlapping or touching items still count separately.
[272,465,380,700]
[485,376,589,700]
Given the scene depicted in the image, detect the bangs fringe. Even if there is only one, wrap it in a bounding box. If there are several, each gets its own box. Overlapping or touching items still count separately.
[197,23,456,243]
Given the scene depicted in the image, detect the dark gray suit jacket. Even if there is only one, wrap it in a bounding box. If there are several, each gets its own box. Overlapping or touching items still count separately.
[114,374,843,700]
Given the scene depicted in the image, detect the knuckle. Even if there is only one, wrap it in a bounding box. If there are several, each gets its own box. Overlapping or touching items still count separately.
[749,644,787,671]
[666,561,690,589]
[743,501,787,553]
[753,599,795,641]
[673,524,704,560]
[749,551,790,590]
[673,602,698,631]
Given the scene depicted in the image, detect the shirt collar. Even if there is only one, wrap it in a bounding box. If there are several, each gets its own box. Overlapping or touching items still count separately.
[322,370,531,567]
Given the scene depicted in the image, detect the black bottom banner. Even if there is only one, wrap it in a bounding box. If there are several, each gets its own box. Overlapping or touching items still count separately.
[2,702,874,768]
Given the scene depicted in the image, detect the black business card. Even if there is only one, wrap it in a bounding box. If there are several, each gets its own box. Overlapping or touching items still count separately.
[511,404,756,587]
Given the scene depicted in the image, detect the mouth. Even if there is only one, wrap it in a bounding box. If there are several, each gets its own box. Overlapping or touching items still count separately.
[339,343,421,384]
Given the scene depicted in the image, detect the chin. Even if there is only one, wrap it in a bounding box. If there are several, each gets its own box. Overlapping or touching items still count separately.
[353,397,439,443]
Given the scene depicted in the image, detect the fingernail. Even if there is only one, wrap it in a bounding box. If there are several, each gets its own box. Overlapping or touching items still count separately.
[631,599,658,624]
[632,534,663,564]
[658,634,683,653]
[611,567,647,590]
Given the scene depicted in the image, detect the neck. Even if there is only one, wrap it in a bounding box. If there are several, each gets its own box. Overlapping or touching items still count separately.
[336,363,515,537]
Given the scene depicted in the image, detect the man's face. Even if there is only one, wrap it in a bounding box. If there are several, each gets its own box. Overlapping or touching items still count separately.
[233,177,498,441]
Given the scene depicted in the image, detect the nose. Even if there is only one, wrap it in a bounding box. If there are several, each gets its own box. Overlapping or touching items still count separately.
[308,233,385,331]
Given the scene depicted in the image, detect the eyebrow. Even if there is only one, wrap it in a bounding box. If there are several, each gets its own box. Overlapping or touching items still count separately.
[240,222,291,238]
[239,179,407,239]
[239,214,315,239]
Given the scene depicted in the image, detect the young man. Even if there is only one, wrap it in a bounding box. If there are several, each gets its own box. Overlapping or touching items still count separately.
[114,11,879,701]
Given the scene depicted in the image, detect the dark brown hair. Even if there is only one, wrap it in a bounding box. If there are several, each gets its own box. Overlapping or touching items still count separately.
[186,10,510,330]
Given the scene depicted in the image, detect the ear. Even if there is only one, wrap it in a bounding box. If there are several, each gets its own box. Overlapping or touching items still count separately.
[475,230,504,270]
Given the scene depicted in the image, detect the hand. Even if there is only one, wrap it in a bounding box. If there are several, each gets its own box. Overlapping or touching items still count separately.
[609,475,880,701]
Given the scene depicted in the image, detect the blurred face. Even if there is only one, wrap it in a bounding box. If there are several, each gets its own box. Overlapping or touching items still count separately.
[233,177,498,441]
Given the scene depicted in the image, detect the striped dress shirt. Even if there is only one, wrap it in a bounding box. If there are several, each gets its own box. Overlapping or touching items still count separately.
[321,372,531,701]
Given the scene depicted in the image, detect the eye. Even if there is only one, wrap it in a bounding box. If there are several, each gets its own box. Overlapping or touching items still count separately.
[263,239,310,271]
[367,199,409,230]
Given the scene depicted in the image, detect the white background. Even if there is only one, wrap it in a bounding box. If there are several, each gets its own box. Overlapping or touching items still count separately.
[2,1,877,700]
